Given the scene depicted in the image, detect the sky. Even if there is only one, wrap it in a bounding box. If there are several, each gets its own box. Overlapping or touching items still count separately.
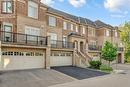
[41,0,130,26]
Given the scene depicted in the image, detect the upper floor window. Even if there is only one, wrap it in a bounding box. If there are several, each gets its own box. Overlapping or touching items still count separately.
[82,26,85,34]
[89,40,96,46]
[76,25,78,32]
[106,30,110,36]
[88,28,95,36]
[115,30,118,37]
[49,16,56,27]
[2,1,13,13]
[71,24,73,31]
[25,26,40,41]
[63,21,67,30]
[28,1,38,19]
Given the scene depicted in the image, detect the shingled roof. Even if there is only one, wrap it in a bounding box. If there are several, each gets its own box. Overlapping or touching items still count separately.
[48,7,79,22]
[95,20,114,29]
[47,7,114,29]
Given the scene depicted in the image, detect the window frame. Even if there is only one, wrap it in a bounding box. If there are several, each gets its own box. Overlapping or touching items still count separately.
[82,26,85,34]
[75,25,78,32]
[48,16,57,27]
[28,1,38,19]
[115,30,118,37]
[1,1,13,14]
[63,21,67,30]
[106,29,110,37]
[71,24,74,31]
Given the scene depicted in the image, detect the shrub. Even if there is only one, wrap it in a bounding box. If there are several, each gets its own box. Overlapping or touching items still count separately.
[100,64,113,72]
[89,61,102,69]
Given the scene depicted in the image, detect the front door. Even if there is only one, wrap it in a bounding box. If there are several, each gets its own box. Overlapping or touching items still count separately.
[118,53,122,63]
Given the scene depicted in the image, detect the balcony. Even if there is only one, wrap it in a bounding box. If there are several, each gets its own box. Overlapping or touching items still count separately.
[51,40,74,49]
[88,45,101,51]
[0,31,47,47]
[118,47,124,52]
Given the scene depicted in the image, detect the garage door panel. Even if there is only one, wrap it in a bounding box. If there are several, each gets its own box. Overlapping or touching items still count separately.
[50,52,72,67]
[1,52,45,70]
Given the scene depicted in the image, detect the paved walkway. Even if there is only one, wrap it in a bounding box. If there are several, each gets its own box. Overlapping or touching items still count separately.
[0,69,76,87]
[50,64,130,87]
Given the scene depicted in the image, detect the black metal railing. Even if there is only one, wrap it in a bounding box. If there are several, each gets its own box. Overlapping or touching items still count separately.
[51,40,74,49]
[88,45,100,51]
[0,31,47,46]
[118,47,124,52]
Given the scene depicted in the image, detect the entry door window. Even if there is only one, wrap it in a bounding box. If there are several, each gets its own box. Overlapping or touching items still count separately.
[63,36,67,47]
[4,25,12,42]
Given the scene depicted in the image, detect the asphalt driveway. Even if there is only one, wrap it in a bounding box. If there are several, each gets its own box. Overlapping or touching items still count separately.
[0,69,75,87]
[50,64,130,87]
[52,66,108,80]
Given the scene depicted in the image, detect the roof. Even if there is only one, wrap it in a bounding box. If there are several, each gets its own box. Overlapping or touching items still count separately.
[47,7,115,29]
[95,20,114,29]
[48,7,79,22]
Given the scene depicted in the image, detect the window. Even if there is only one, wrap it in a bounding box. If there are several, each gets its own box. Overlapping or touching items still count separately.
[63,21,67,30]
[88,28,95,36]
[82,26,85,34]
[48,33,57,44]
[115,30,118,37]
[76,25,78,32]
[28,1,38,18]
[106,30,110,36]
[90,41,96,46]
[63,36,67,47]
[49,16,56,27]
[3,24,12,42]
[25,26,40,41]
[2,1,13,13]
[71,24,73,30]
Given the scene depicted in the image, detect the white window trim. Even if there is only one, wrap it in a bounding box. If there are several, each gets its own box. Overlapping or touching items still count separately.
[71,24,73,31]
[82,26,85,34]
[3,22,13,31]
[28,1,38,19]
[106,30,110,37]
[115,30,118,37]
[63,21,67,30]
[76,26,78,32]
[2,1,13,13]
[49,16,56,27]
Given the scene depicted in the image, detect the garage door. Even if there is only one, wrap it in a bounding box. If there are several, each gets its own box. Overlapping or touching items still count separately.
[1,51,45,70]
[50,52,72,67]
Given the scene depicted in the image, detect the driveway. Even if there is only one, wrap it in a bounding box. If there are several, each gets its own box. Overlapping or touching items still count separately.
[52,66,108,80]
[49,64,130,87]
[0,69,75,87]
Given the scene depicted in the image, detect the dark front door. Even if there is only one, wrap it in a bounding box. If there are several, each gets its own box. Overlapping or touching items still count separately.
[118,53,122,63]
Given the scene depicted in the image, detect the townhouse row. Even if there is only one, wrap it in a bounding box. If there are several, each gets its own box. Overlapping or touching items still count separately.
[0,0,124,71]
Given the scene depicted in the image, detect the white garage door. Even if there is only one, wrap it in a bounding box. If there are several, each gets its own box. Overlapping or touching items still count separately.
[50,52,72,67]
[1,51,45,70]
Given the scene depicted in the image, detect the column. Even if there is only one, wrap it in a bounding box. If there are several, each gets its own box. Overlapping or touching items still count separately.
[45,36,51,69]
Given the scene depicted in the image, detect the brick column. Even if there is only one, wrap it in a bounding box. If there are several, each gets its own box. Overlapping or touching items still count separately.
[72,49,76,66]
[45,36,51,69]
[122,52,125,63]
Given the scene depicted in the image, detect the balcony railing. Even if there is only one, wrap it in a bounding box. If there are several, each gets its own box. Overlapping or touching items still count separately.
[0,31,47,46]
[51,40,74,49]
[88,45,101,51]
[118,47,124,52]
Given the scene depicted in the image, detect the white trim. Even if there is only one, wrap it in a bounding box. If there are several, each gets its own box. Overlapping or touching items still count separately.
[3,22,13,31]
